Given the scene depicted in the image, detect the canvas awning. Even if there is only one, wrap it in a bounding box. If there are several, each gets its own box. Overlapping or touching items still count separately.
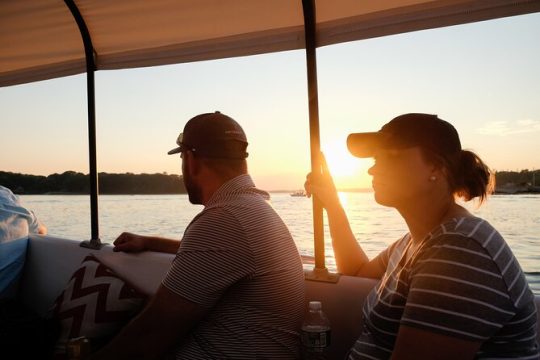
[2,0,539,87]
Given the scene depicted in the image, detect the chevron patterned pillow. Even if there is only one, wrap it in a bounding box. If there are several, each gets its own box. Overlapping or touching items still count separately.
[51,254,146,355]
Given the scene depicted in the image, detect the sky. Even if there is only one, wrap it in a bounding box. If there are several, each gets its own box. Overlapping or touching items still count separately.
[1,13,539,191]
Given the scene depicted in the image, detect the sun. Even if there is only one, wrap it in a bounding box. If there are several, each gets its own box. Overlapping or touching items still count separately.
[321,140,373,190]
[323,141,359,177]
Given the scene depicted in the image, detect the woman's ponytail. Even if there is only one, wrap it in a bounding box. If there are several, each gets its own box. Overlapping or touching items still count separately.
[453,150,494,203]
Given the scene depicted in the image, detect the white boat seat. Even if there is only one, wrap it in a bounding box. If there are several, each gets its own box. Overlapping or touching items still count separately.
[19,235,540,359]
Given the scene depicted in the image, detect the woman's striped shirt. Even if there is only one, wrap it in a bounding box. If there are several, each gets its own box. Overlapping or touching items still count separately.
[162,174,305,359]
[349,216,538,359]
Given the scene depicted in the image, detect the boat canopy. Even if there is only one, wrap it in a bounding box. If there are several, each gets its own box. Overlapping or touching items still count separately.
[2,0,539,87]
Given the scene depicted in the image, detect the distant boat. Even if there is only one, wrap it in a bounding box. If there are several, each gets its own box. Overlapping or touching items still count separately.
[290,190,306,197]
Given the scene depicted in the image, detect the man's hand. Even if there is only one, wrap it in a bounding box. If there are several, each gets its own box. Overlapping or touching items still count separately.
[113,232,147,253]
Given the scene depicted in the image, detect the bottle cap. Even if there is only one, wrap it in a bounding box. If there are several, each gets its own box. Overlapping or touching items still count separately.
[308,301,322,311]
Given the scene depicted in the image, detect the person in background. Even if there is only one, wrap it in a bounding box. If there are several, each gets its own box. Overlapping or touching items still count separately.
[0,185,47,299]
[92,111,305,359]
[305,113,538,359]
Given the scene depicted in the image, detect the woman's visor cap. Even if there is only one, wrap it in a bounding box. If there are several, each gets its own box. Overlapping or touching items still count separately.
[347,113,461,158]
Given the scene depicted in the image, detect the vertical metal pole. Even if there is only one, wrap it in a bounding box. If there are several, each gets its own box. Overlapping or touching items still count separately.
[64,0,102,248]
[86,62,100,244]
[302,0,326,271]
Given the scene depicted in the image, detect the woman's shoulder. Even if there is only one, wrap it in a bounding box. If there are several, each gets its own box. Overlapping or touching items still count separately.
[424,216,533,308]
[429,216,503,250]
[426,216,514,272]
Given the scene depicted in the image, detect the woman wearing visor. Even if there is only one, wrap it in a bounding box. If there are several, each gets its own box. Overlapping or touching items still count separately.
[305,113,538,359]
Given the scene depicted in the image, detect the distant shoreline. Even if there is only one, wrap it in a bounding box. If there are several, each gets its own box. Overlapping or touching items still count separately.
[4,170,539,196]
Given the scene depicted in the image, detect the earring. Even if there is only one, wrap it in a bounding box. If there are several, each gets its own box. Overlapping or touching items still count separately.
[429,176,437,181]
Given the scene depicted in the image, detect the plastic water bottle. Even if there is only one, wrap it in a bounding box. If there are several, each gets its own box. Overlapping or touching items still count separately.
[301,301,331,359]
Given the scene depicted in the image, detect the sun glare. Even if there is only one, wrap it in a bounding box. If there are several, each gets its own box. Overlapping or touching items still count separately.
[322,141,359,177]
[337,192,348,207]
[322,141,372,190]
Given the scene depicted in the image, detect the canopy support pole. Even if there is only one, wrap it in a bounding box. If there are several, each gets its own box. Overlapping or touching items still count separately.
[65,0,103,249]
[302,0,338,282]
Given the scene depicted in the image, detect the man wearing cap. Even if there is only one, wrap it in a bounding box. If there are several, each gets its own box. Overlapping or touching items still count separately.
[93,112,305,360]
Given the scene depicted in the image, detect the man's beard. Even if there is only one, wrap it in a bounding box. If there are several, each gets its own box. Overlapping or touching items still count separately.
[183,171,203,205]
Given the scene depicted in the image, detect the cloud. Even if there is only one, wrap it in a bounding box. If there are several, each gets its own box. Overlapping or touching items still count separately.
[476,119,540,136]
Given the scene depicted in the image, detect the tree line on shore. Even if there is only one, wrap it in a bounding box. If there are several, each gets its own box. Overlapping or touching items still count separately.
[0,171,186,194]
[494,170,539,187]
[0,169,539,195]
[493,169,540,194]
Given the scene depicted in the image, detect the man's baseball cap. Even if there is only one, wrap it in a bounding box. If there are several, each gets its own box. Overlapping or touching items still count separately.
[168,111,248,159]
[347,113,461,158]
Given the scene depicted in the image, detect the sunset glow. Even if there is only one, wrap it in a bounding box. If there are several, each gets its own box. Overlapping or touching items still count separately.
[322,141,373,190]
[323,141,360,178]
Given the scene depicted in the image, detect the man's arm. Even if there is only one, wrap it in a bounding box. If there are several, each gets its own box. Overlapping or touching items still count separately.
[113,232,180,254]
[90,284,208,360]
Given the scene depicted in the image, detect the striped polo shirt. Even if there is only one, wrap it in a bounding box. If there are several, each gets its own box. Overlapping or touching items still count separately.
[162,174,305,359]
[349,216,538,359]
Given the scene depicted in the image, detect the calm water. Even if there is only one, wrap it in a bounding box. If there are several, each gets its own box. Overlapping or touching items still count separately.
[20,193,540,294]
